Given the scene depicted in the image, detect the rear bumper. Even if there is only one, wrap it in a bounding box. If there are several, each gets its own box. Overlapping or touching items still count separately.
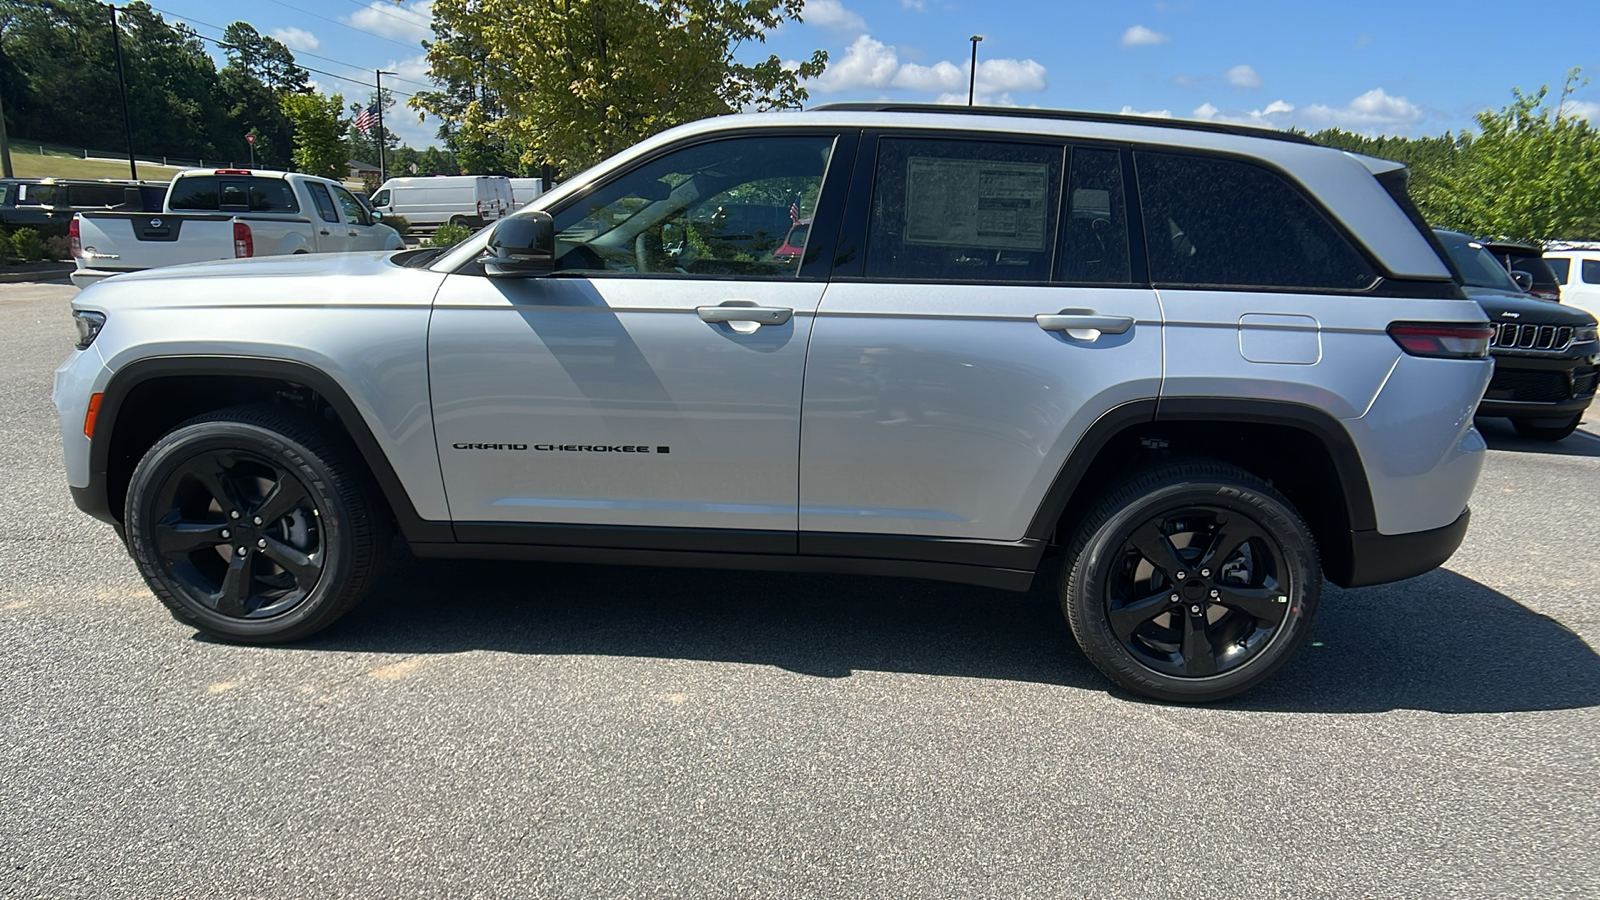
[1340,507,1470,588]
[69,267,129,290]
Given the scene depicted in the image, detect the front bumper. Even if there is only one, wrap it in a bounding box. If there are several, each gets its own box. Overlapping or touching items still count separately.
[1476,351,1597,420]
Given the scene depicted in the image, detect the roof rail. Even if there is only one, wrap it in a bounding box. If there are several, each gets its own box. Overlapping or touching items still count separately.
[810,103,1319,146]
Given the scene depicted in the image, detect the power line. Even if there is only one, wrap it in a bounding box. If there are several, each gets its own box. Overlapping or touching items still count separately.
[260,0,423,52]
[146,5,420,99]
[148,3,432,87]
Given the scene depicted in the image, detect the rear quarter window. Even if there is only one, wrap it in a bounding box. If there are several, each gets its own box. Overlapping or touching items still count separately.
[1135,151,1377,292]
[1585,259,1600,285]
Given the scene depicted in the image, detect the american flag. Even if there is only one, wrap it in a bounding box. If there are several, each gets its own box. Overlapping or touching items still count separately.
[353,103,379,134]
[789,193,802,224]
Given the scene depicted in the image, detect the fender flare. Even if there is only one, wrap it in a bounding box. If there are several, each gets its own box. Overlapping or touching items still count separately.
[1023,397,1378,538]
[87,355,452,543]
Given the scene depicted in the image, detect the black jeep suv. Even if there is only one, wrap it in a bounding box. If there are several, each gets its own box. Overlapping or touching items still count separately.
[1435,229,1599,440]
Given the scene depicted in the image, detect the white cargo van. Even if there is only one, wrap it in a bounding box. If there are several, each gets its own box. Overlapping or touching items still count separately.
[508,177,546,210]
[370,175,512,228]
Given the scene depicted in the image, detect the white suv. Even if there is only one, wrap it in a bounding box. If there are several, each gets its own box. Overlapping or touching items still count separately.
[1545,247,1600,317]
[56,105,1494,702]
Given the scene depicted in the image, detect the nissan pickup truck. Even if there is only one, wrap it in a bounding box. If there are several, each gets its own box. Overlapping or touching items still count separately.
[69,169,403,289]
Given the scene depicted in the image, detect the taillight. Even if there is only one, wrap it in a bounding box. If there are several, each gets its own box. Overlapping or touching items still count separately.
[233,222,253,258]
[476,200,484,218]
[69,217,82,258]
[1388,322,1494,359]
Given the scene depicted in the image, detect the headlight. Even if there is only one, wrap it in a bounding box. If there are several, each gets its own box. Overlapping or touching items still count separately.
[73,310,106,350]
[1574,326,1598,344]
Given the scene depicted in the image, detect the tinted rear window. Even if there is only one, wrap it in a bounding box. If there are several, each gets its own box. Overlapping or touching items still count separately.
[1135,151,1376,291]
[65,184,130,207]
[169,176,299,213]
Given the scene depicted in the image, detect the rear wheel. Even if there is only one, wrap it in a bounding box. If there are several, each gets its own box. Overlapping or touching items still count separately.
[1511,413,1582,441]
[124,406,388,643]
[448,215,467,228]
[1059,461,1321,703]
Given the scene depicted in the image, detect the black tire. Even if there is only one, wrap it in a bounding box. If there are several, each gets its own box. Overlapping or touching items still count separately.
[124,405,389,643]
[1059,460,1321,703]
[1511,413,1582,441]
[448,216,467,228]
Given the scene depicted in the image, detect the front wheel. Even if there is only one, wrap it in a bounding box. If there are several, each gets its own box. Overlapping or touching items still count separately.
[124,406,389,643]
[1511,413,1582,441]
[1059,461,1321,703]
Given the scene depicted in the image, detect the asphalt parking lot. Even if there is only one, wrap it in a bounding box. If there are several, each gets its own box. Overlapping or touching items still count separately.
[2,280,1596,899]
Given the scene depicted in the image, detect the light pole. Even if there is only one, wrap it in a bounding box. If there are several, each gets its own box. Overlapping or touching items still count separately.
[109,4,137,178]
[375,70,396,182]
[968,35,983,107]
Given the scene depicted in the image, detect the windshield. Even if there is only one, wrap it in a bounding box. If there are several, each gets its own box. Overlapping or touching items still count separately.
[1434,230,1522,291]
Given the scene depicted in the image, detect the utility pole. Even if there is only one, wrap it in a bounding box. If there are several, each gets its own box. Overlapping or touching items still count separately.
[968,35,983,107]
[375,70,395,182]
[109,4,138,178]
[0,85,13,178]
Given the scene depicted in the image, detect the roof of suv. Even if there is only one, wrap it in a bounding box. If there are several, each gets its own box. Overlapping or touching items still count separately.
[438,106,1454,282]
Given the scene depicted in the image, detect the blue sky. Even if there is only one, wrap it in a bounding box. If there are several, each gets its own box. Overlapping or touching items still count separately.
[150,0,1600,149]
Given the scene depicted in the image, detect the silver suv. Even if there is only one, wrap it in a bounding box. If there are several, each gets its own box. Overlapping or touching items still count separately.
[55,105,1494,702]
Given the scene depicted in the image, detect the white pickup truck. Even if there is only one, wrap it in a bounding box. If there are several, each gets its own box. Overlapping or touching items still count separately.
[70,168,404,289]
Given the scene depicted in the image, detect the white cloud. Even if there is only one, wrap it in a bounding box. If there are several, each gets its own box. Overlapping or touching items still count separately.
[1560,99,1600,122]
[892,60,965,92]
[816,34,1046,105]
[271,27,320,52]
[1224,64,1261,89]
[901,0,927,9]
[1301,88,1424,127]
[1120,105,1173,118]
[345,0,432,45]
[817,35,901,91]
[1120,25,1170,47]
[806,0,867,36]
[1189,89,1421,132]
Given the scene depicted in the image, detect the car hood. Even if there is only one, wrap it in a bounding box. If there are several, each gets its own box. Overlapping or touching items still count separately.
[102,250,404,284]
[1461,284,1596,327]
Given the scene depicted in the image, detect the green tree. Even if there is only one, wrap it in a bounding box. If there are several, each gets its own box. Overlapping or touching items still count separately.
[1422,71,1600,242]
[412,0,827,172]
[281,92,348,179]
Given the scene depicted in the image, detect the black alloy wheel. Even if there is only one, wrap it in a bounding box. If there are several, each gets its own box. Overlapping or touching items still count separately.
[148,449,324,620]
[1060,461,1321,703]
[1106,506,1291,679]
[125,406,388,643]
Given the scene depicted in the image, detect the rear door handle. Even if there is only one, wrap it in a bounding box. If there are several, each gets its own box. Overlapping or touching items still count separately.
[696,305,793,326]
[1036,311,1135,337]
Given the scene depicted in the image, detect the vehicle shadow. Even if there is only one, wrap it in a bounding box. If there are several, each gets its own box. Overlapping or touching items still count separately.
[259,548,1600,715]
[1476,417,1600,458]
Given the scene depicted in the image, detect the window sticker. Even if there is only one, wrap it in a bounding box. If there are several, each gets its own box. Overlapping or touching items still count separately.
[903,157,1051,251]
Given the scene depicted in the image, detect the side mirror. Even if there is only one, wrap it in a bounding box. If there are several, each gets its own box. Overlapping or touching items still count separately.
[370,209,384,221]
[483,212,555,278]
[1511,270,1534,292]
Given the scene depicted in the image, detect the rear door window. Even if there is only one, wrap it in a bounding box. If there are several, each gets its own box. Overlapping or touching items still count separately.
[1584,259,1600,285]
[865,137,1063,283]
[307,183,341,223]
[1057,147,1132,284]
[1135,151,1377,291]
[65,184,128,207]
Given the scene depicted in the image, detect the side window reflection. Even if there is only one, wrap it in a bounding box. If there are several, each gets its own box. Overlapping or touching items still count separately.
[551,135,835,279]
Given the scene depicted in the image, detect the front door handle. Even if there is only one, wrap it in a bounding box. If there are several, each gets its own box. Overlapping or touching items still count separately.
[1036,310,1135,338]
[348,230,360,237]
[320,229,331,235]
[696,305,793,326]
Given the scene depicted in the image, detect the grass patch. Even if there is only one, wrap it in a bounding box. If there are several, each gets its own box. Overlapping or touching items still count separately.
[9,154,182,180]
